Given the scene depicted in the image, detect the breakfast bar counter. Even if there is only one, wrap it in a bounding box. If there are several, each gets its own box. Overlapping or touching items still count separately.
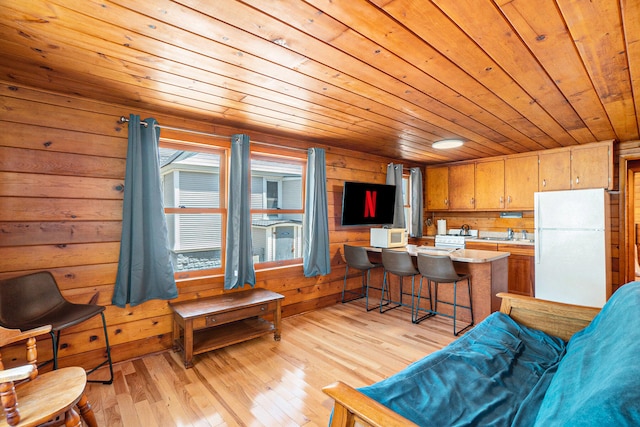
[407,247,510,263]
[365,246,509,324]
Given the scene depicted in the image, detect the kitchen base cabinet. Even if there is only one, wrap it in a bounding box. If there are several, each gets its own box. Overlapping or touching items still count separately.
[465,241,534,296]
[499,244,535,297]
[465,241,498,251]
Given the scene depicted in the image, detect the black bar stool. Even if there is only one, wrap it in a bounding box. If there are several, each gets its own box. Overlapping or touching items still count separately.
[380,249,420,315]
[342,245,383,311]
[416,253,474,335]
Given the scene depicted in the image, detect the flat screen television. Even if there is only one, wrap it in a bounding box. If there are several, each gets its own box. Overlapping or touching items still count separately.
[341,181,396,226]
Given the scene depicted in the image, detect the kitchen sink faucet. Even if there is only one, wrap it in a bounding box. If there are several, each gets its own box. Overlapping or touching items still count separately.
[507,228,514,240]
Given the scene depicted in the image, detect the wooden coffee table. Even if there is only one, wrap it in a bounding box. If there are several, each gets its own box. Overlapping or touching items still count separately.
[169,288,284,368]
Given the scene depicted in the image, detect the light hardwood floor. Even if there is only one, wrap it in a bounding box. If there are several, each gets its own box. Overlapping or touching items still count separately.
[84,300,458,426]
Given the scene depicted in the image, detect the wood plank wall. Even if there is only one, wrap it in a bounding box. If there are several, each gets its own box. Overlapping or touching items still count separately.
[1,79,629,369]
[0,81,420,369]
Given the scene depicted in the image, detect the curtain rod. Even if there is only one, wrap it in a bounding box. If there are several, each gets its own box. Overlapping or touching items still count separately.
[118,115,308,153]
[119,116,229,140]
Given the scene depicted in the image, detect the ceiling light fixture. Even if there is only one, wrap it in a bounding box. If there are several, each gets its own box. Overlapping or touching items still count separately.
[432,139,464,149]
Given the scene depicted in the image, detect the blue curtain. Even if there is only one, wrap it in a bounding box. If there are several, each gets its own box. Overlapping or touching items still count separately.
[113,115,177,308]
[224,134,256,289]
[410,167,424,237]
[303,148,330,277]
[386,163,406,229]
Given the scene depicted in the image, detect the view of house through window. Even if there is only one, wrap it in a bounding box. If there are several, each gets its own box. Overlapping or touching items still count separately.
[250,155,304,266]
[160,144,226,274]
[159,140,306,277]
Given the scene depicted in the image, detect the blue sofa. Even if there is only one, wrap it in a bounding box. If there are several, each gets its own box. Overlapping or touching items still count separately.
[324,282,640,427]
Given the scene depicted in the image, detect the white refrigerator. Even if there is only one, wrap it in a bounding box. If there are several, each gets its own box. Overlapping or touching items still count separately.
[534,188,611,307]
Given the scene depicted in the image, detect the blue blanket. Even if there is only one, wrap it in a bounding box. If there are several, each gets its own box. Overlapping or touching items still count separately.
[358,312,566,426]
[533,281,640,426]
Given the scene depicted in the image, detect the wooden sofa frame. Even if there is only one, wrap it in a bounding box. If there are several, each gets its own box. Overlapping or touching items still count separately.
[322,292,602,427]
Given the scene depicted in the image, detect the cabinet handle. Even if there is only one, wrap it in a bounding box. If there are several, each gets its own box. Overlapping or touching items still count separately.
[445,199,449,205]
[507,195,512,204]
[470,197,475,206]
[542,179,546,187]
[576,176,580,184]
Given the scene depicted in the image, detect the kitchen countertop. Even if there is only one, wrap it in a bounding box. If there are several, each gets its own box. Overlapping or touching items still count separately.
[367,246,511,263]
[418,236,535,246]
[363,244,509,322]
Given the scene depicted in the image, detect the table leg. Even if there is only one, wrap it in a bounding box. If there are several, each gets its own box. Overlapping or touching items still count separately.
[172,315,180,351]
[274,299,282,341]
[184,319,194,368]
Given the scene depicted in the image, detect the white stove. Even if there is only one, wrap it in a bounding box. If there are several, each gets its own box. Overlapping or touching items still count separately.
[434,229,478,249]
[435,234,467,249]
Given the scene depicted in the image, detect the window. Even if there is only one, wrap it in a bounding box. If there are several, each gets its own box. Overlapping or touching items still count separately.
[250,154,305,267]
[159,138,306,278]
[403,174,411,233]
[160,142,227,277]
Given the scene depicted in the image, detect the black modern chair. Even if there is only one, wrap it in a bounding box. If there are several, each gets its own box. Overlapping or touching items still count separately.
[342,245,383,311]
[416,253,474,335]
[380,249,420,316]
[0,271,114,384]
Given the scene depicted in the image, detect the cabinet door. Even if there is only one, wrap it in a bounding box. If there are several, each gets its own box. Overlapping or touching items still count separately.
[539,150,570,191]
[448,163,475,210]
[571,143,612,189]
[475,160,504,210]
[505,155,538,210]
[500,244,535,296]
[507,254,535,296]
[465,241,498,251]
[426,166,449,210]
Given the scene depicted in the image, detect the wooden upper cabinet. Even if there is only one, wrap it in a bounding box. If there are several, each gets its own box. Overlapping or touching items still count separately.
[539,140,612,191]
[571,142,612,190]
[475,159,505,210]
[425,141,613,213]
[505,154,538,210]
[539,149,571,191]
[426,166,449,210]
[448,163,475,210]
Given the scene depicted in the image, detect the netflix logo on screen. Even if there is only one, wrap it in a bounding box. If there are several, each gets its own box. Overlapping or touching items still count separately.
[364,190,377,218]
[341,181,396,226]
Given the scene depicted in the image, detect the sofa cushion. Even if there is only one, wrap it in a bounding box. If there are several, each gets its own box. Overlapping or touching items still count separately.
[534,281,640,426]
[357,312,565,426]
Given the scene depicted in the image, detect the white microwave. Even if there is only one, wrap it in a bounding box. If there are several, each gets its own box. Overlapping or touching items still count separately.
[370,228,407,248]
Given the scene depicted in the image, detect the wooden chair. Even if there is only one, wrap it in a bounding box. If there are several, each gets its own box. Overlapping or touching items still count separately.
[0,325,97,427]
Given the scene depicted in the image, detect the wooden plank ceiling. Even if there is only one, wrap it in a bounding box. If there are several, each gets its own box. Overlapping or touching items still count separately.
[0,0,638,164]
